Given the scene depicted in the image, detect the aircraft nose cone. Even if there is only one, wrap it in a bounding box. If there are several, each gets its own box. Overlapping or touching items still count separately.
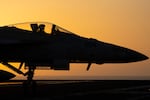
[125,48,149,62]
[131,51,148,61]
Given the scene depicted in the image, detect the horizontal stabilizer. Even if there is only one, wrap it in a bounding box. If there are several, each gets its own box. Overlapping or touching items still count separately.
[0,70,16,81]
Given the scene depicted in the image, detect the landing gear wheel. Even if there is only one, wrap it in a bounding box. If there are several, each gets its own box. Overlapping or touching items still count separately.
[23,66,36,96]
[23,80,37,96]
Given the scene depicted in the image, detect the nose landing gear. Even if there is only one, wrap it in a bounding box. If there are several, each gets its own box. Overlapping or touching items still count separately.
[23,66,37,96]
[1,62,37,96]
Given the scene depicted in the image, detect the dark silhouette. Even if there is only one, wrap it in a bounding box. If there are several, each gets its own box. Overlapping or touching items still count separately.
[51,24,56,35]
[0,22,148,95]
[31,24,38,32]
[38,24,45,33]
[0,70,15,81]
[31,24,46,35]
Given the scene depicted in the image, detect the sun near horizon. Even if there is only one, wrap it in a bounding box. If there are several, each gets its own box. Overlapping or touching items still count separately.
[0,0,149,80]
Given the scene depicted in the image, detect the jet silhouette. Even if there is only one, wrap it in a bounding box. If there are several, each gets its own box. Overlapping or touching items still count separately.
[0,22,148,89]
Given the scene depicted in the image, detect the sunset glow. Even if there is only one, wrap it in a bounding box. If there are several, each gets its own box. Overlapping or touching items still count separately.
[0,0,149,80]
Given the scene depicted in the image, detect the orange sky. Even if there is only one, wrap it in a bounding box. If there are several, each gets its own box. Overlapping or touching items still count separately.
[0,0,150,80]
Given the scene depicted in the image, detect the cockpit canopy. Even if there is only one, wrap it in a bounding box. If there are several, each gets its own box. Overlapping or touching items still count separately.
[7,22,73,35]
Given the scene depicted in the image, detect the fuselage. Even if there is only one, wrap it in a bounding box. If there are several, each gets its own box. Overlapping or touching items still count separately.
[0,22,148,70]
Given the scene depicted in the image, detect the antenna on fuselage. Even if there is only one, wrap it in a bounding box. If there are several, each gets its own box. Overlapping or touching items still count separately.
[87,63,92,71]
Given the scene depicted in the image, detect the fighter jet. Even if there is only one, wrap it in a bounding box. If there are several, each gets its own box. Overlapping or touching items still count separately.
[0,22,148,85]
